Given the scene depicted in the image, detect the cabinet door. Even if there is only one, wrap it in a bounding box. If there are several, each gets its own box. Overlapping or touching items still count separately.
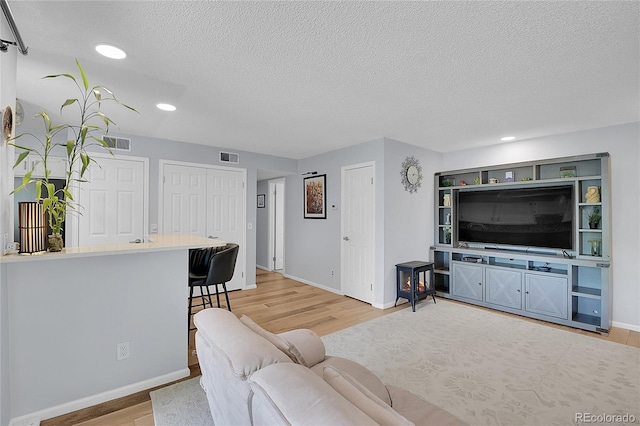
[525,274,568,319]
[486,267,523,310]
[452,263,483,301]
[14,154,66,179]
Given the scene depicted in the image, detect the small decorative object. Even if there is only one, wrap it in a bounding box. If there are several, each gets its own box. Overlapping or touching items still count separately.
[588,239,601,257]
[443,193,451,207]
[48,234,64,252]
[560,166,577,178]
[585,186,600,203]
[459,180,466,186]
[587,208,601,229]
[401,156,423,193]
[2,105,12,143]
[257,194,265,208]
[445,212,451,225]
[303,174,326,219]
[474,177,481,185]
[504,171,514,182]
[441,178,455,187]
[443,226,452,244]
[521,177,532,181]
[18,202,47,254]
[489,177,499,184]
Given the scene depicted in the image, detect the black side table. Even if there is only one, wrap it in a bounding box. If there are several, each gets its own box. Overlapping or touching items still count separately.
[395,261,436,312]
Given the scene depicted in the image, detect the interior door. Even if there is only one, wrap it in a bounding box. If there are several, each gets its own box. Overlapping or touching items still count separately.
[341,164,374,303]
[206,168,246,290]
[78,156,145,246]
[162,164,207,235]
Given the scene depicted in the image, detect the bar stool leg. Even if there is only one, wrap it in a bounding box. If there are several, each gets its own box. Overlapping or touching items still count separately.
[222,282,232,311]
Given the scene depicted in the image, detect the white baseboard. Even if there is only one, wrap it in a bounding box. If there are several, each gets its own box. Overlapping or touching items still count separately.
[282,273,343,296]
[373,300,404,309]
[243,284,257,290]
[256,264,269,271]
[9,368,190,424]
[612,320,640,332]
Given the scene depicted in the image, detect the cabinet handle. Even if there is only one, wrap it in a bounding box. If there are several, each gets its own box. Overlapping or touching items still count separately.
[525,291,529,294]
[517,289,521,292]
[478,282,482,286]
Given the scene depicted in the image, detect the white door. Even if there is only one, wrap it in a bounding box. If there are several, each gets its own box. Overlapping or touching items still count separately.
[162,164,207,235]
[206,168,246,290]
[341,163,374,303]
[78,156,145,246]
[269,179,285,271]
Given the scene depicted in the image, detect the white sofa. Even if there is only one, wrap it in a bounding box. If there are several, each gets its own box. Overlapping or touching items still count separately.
[194,308,463,425]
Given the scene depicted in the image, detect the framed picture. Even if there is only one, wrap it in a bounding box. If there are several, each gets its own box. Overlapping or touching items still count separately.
[303,174,326,219]
[504,171,514,182]
[257,194,266,208]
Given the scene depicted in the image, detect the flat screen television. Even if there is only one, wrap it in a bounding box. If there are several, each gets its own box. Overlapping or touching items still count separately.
[457,185,573,250]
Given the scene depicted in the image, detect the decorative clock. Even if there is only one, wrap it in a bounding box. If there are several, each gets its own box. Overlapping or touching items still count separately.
[401,156,422,193]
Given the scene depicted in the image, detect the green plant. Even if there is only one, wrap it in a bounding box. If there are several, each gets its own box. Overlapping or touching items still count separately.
[11,60,136,237]
[587,208,601,227]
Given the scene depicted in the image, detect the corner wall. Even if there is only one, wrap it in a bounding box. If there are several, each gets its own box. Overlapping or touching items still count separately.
[441,122,640,329]
[0,10,18,425]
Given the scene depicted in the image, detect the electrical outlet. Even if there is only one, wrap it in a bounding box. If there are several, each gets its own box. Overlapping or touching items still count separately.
[117,342,130,361]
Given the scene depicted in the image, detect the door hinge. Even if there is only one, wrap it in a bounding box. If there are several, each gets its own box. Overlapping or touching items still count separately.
[242,272,244,278]
[370,284,372,290]
[273,256,276,261]
[163,176,165,184]
[371,178,373,184]
[242,182,245,189]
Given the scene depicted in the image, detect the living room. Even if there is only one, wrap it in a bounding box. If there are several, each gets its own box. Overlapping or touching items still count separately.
[0,1,638,425]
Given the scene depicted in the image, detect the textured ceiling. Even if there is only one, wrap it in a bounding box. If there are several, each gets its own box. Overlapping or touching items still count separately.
[7,1,640,160]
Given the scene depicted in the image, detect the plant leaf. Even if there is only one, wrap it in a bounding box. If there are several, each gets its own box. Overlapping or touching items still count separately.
[13,151,30,169]
[35,180,42,199]
[80,152,90,177]
[76,59,89,90]
[66,140,75,156]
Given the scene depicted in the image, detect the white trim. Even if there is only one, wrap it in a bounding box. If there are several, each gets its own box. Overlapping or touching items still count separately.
[283,273,344,296]
[9,368,189,424]
[340,161,376,305]
[268,178,285,272]
[612,320,640,332]
[256,264,269,271]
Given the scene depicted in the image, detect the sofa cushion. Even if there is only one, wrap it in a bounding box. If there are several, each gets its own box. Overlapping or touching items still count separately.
[386,386,466,426]
[311,356,392,406]
[194,309,291,379]
[324,365,414,426]
[249,363,378,425]
[278,328,326,367]
[239,314,305,363]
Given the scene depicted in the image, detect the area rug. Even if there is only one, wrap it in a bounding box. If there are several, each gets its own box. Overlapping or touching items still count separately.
[150,376,214,426]
[322,300,640,425]
[151,300,639,425]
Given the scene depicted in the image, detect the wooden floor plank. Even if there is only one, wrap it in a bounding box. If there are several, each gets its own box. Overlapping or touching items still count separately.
[42,270,638,426]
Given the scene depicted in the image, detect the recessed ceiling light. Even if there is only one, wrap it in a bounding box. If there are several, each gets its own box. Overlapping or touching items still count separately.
[501,136,516,141]
[95,44,126,60]
[156,103,177,112]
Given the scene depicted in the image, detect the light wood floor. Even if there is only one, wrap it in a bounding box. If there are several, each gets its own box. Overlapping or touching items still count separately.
[43,269,640,426]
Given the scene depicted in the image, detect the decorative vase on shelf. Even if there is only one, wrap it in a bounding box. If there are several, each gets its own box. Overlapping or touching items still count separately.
[588,239,601,257]
[443,194,451,207]
[585,186,600,203]
[48,234,63,252]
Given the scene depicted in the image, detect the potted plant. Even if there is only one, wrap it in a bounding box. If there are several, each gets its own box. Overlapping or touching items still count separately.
[443,226,452,244]
[11,60,135,251]
[587,208,601,230]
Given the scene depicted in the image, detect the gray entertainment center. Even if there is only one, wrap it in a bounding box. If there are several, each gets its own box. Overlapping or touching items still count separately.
[431,153,611,333]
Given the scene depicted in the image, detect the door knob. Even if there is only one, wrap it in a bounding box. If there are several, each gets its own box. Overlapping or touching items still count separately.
[343,236,350,241]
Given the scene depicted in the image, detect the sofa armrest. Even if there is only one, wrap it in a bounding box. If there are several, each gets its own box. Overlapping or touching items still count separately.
[278,329,326,367]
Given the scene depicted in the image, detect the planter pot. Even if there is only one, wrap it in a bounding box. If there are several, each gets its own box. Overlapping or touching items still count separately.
[48,234,63,252]
[589,222,599,230]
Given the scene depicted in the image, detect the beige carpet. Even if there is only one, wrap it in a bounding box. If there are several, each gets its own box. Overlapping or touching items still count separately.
[321,299,640,425]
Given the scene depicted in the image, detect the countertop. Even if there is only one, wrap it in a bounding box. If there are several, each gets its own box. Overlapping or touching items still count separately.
[0,234,226,263]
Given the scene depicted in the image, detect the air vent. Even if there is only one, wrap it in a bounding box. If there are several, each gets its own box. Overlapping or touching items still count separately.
[103,135,131,152]
[219,151,239,164]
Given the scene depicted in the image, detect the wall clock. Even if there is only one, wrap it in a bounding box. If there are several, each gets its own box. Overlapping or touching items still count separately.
[401,156,422,193]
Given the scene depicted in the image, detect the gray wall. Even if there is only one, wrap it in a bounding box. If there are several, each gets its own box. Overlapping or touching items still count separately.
[441,122,640,329]
[0,11,18,425]
[284,137,442,308]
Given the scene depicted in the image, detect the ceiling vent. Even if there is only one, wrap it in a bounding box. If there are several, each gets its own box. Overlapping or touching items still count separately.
[103,135,131,152]
[219,151,239,164]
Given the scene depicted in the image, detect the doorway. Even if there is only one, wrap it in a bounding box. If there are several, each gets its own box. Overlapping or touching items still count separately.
[268,178,285,272]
